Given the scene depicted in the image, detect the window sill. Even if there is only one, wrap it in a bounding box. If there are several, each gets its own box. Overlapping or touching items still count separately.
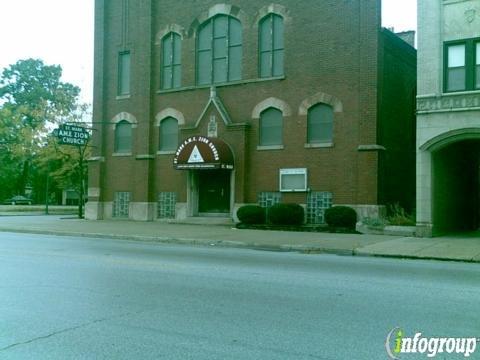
[442,89,480,96]
[304,142,334,148]
[157,76,286,95]
[257,145,284,151]
[280,189,308,193]
[136,154,155,160]
[157,150,176,155]
[112,152,132,157]
[116,94,131,100]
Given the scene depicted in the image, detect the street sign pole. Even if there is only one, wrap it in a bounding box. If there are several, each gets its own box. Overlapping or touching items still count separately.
[54,124,91,219]
[45,160,49,215]
[78,145,84,219]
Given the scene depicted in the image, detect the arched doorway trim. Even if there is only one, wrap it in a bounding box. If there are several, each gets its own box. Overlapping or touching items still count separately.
[420,128,480,152]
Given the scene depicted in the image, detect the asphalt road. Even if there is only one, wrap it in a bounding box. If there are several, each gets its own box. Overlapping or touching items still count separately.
[0,232,479,359]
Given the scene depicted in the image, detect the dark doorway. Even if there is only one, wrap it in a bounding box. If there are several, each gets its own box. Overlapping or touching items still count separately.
[432,140,480,234]
[198,170,231,214]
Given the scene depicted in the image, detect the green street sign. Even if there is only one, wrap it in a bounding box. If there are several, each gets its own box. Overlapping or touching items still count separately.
[55,124,90,146]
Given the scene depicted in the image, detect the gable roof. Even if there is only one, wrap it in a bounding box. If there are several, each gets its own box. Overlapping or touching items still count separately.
[194,86,232,128]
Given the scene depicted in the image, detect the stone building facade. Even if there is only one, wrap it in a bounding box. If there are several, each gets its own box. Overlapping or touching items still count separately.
[87,0,416,222]
[417,0,480,236]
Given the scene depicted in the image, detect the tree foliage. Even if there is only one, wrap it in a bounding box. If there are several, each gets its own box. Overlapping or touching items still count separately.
[0,59,80,129]
[0,58,87,203]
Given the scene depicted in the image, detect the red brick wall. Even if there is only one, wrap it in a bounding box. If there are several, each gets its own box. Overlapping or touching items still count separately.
[92,0,386,207]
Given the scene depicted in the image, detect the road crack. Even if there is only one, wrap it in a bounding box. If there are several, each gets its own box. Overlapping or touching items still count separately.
[0,310,146,352]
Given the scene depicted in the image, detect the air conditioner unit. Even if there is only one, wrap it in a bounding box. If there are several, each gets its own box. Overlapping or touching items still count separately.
[279,168,307,192]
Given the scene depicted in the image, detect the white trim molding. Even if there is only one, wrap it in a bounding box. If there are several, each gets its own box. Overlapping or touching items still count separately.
[299,92,343,115]
[111,112,138,130]
[253,3,291,25]
[155,108,186,126]
[252,97,292,119]
[155,24,185,45]
[188,4,248,36]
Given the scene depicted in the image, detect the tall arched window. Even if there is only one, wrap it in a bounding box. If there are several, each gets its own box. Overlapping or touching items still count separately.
[197,15,242,85]
[260,107,283,146]
[161,32,181,89]
[115,120,132,153]
[159,117,178,151]
[259,14,284,78]
[307,103,334,144]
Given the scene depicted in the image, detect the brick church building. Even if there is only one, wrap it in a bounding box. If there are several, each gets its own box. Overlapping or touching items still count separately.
[86,0,416,223]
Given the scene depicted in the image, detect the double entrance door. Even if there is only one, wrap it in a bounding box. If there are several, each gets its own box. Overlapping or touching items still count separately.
[197,170,231,214]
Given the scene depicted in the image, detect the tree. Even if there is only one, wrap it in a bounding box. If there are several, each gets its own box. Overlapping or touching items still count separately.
[0,105,30,199]
[0,58,80,197]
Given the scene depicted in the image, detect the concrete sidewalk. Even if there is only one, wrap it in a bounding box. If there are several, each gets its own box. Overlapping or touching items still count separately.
[0,215,479,262]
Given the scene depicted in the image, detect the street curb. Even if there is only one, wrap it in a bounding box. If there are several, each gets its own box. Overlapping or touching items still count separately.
[0,227,478,264]
[0,227,358,256]
[353,250,480,263]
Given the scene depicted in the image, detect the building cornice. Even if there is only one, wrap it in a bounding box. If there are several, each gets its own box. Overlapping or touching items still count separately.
[417,91,480,114]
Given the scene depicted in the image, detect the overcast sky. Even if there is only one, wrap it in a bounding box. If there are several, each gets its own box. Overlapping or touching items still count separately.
[0,0,417,105]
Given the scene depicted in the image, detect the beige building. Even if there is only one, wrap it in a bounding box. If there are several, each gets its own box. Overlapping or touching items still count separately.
[417,0,480,236]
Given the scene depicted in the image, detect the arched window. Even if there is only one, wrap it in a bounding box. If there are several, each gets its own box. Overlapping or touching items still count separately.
[159,117,178,151]
[259,14,284,78]
[115,120,132,153]
[260,107,283,146]
[197,15,242,85]
[161,32,181,89]
[307,104,334,144]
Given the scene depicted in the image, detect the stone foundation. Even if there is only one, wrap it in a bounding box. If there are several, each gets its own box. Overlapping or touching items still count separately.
[335,204,387,221]
[416,222,433,238]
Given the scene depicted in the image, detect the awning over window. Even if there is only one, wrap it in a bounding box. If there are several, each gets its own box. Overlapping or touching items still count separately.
[173,136,234,170]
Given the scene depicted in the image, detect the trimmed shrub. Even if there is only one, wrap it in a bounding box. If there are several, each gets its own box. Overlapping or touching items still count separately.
[237,205,266,224]
[267,203,304,225]
[325,206,357,229]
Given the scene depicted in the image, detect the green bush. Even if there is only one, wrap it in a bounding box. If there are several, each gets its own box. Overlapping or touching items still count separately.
[325,206,357,229]
[267,203,304,225]
[237,205,266,224]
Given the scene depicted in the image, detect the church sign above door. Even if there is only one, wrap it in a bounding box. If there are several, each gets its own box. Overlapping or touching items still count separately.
[173,136,234,170]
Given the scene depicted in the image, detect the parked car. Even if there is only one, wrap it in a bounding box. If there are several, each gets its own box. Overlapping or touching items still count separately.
[3,196,33,205]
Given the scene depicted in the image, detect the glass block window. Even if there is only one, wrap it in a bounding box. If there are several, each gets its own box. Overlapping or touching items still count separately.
[259,107,283,146]
[259,14,284,78]
[197,15,242,85]
[159,117,178,151]
[306,191,333,224]
[257,191,281,208]
[113,191,131,218]
[161,32,181,89]
[157,192,176,219]
[307,103,334,144]
[118,52,131,95]
[114,120,132,153]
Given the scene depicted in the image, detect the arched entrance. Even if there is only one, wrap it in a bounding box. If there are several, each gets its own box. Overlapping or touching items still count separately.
[419,129,480,235]
[173,136,235,217]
